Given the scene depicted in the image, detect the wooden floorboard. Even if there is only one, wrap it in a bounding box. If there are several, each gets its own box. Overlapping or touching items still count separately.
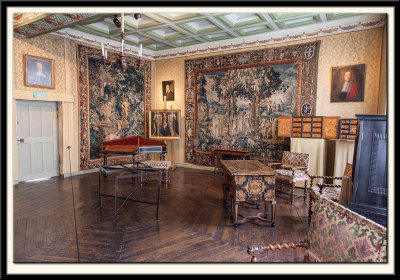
[13,166,310,264]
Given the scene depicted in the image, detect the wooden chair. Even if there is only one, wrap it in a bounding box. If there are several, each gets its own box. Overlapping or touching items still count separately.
[247,189,387,263]
[308,163,353,223]
[267,151,310,205]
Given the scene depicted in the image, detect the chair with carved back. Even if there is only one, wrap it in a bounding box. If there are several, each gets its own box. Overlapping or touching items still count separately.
[308,163,353,223]
[247,189,387,263]
[267,151,310,205]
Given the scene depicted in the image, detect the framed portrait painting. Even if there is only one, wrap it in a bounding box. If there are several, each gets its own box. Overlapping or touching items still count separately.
[162,80,175,101]
[24,54,55,88]
[330,64,365,102]
[149,110,180,140]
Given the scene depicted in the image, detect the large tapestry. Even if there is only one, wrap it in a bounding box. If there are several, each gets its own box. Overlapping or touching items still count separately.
[185,41,320,165]
[78,45,152,169]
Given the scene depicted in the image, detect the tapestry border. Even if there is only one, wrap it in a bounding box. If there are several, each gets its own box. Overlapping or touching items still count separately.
[184,41,320,164]
[77,44,152,170]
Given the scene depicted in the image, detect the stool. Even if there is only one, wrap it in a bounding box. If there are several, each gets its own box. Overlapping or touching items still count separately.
[140,160,173,187]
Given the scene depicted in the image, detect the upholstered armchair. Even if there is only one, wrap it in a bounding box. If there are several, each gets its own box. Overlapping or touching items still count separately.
[247,190,387,263]
[308,163,353,223]
[267,151,310,204]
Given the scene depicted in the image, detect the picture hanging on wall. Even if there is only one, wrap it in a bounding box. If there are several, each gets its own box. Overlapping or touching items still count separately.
[184,40,321,165]
[149,110,180,140]
[24,54,54,88]
[162,80,175,101]
[330,63,365,102]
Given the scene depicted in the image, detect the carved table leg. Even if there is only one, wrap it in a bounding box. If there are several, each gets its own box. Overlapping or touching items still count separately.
[270,200,276,227]
[263,200,269,218]
[233,201,240,227]
[214,154,218,176]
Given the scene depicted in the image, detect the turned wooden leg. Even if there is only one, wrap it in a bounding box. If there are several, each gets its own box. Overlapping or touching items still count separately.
[270,200,276,227]
[290,183,295,205]
[251,255,258,263]
[303,180,308,201]
[264,200,269,218]
[308,193,313,224]
[98,169,102,207]
[234,201,239,227]
[164,169,170,188]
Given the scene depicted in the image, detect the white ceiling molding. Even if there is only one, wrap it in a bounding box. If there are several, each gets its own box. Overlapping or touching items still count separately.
[52,13,385,61]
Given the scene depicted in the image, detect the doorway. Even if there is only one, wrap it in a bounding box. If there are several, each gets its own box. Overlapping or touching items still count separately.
[16,100,59,181]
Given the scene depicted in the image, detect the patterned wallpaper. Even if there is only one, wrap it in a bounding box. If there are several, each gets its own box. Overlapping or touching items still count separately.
[13,34,80,176]
[154,27,386,165]
[13,27,385,172]
[13,34,72,93]
[316,28,384,118]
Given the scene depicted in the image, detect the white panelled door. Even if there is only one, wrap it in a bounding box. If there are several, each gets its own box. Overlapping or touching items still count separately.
[16,100,59,181]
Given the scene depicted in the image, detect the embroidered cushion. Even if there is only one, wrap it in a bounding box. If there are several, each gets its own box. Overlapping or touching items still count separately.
[321,187,341,202]
[141,160,172,170]
[276,169,309,182]
[282,151,310,169]
[134,154,151,161]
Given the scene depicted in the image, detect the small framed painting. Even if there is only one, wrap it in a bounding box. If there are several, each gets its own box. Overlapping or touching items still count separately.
[162,80,175,101]
[330,64,365,102]
[24,54,55,88]
[149,110,180,140]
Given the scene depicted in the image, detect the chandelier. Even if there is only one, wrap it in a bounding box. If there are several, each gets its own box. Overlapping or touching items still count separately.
[101,13,143,72]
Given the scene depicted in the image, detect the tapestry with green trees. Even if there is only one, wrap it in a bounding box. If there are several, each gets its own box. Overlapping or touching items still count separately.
[88,57,145,160]
[77,45,152,169]
[184,41,320,165]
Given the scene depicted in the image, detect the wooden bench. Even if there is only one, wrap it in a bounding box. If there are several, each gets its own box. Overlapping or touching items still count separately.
[139,160,175,187]
[247,188,387,262]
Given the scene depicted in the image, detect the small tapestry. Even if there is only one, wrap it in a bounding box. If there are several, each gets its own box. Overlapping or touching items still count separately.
[184,41,320,165]
[77,45,152,169]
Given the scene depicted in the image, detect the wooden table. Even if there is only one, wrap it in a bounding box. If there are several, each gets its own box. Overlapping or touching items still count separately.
[212,147,253,176]
[221,160,276,227]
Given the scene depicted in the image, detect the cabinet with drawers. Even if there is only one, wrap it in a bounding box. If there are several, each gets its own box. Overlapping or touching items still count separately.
[277,116,339,139]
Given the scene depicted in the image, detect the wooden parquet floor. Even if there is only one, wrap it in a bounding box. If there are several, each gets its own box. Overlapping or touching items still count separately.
[13,167,310,263]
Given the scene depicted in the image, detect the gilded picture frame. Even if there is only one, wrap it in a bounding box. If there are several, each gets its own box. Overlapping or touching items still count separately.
[162,80,175,101]
[330,64,365,102]
[149,110,180,140]
[24,54,55,88]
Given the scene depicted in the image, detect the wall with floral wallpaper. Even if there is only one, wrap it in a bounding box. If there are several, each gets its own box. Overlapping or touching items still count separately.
[13,34,80,181]
[12,34,155,180]
[12,26,386,180]
[154,27,386,165]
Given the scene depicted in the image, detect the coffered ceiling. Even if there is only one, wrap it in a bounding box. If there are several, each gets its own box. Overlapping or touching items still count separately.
[13,11,387,60]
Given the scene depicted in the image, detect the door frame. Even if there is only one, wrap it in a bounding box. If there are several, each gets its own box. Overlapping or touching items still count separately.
[15,99,60,182]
